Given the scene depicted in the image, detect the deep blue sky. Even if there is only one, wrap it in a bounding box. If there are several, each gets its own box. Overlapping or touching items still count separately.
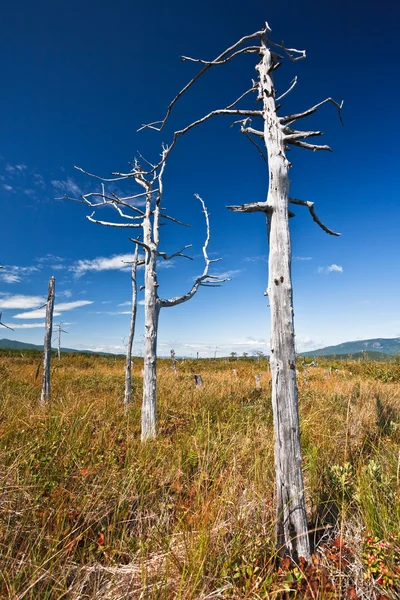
[1,0,399,356]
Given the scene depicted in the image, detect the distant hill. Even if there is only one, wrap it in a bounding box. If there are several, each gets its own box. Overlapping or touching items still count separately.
[300,338,400,358]
[0,338,107,355]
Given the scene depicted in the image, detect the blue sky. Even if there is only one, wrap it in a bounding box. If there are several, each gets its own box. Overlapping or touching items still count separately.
[1,0,399,356]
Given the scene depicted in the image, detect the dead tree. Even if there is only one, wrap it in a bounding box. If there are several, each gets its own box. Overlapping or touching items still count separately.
[140,22,342,561]
[54,321,68,360]
[66,152,226,440]
[170,348,177,373]
[41,276,55,404]
[124,242,144,408]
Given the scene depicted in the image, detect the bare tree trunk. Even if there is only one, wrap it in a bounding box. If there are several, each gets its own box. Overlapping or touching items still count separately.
[124,244,140,408]
[260,41,310,561]
[141,248,160,440]
[41,276,55,404]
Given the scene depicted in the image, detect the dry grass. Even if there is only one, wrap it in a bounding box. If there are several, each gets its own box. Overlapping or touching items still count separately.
[0,352,399,599]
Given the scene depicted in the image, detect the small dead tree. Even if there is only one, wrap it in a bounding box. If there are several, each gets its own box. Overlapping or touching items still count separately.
[170,348,177,373]
[41,276,55,404]
[140,22,342,561]
[124,241,144,408]
[54,321,68,360]
[66,152,226,441]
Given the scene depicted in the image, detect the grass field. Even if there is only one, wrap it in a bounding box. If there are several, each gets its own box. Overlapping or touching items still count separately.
[0,351,399,599]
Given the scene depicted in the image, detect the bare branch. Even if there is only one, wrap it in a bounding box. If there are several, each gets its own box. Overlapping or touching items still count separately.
[226,85,258,110]
[159,213,191,227]
[181,46,259,66]
[157,245,193,261]
[128,237,153,253]
[74,165,129,182]
[285,129,323,141]
[267,39,306,62]
[280,97,344,125]
[138,25,269,132]
[227,201,270,213]
[276,76,297,102]
[289,198,341,236]
[0,312,14,331]
[242,129,268,163]
[86,212,143,228]
[159,194,227,308]
[289,140,332,152]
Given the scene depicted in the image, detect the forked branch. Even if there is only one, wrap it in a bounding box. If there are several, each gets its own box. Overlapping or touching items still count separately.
[281,97,344,125]
[289,198,341,236]
[159,195,227,307]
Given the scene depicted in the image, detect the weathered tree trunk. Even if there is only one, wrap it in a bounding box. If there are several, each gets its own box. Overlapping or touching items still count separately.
[124,244,140,408]
[260,40,310,560]
[141,247,160,440]
[41,276,55,404]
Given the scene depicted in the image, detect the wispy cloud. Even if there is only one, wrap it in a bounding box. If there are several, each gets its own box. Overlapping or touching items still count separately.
[4,322,45,329]
[0,294,45,309]
[117,301,131,307]
[51,177,82,197]
[5,163,27,174]
[294,256,313,261]
[209,269,242,279]
[70,253,140,277]
[59,289,72,298]
[317,264,343,274]
[2,184,13,192]
[0,265,40,284]
[14,300,93,319]
[243,255,267,263]
[36,254,65,265]
[94,310,131,315]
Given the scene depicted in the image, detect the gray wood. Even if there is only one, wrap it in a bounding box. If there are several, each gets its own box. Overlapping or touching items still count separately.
[41,276,55,404]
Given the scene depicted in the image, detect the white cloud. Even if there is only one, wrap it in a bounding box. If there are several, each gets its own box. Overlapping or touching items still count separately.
[13,310,62,319]
[0,294,45,309]
[209,269,242,279]
[1,273,20,284]
[94,310,131,315]
[59,289,72,298]
[294,256,313,261]
[317,264,343,274]
[36,254,65,265]
[51,177,82,197]
[55,300,93,311]
[138,299,145,305]
[33,173,46,188]
[0,265,40,284]
[2,184,13,191]
[14,300,93,319]
[4,322,45,329]
[5,163,27,174]
[70,253,140,277]
[117,301,131,307]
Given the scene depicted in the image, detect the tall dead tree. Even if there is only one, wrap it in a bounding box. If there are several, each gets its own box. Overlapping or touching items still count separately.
[140,22,342,561]
[124,241,144,408]
[67,152,226,440]
[41,276,55,404]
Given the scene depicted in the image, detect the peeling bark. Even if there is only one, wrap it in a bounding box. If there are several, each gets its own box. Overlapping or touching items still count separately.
[41,276,55,404]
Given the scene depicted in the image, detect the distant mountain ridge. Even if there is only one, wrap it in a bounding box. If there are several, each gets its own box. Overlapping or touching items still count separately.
[0,338,102,354]
[300,337,400,357]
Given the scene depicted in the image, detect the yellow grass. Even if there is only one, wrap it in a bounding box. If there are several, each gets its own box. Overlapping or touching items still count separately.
[0,352,399,599]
